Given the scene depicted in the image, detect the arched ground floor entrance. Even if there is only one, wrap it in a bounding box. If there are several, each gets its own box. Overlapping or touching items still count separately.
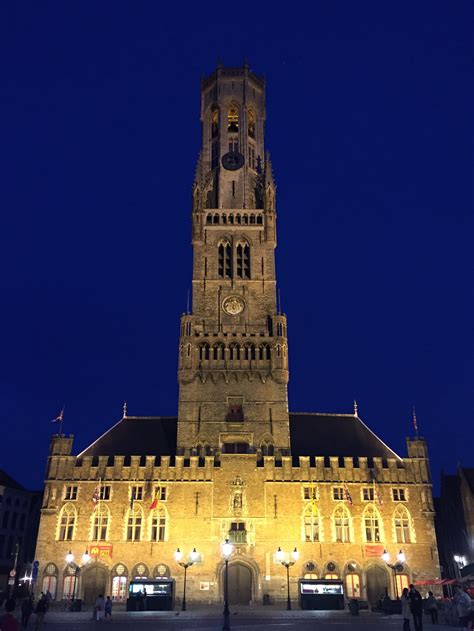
[366,565,390,608]
[221,560,255,605]
[81,565,108,606]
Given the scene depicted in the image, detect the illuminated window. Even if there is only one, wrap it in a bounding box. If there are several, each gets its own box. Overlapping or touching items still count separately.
[92,506,109,541]
[363,505,382,542]
[58,504,76,541]
[345,574,360,598]
[228,105,239,132]
[394,506,412,543]
[112,576,127,600]
[229,522,247,543]
[62,575,75,599]
[151,508,167,542]
[248,109,256,138]
[325,573,339,579]
[333,505,351,542]
[42,575,57,599]
[395,573,410,594]
[126,506,143,541]
[303,502,320,542]
[218,242,232,279]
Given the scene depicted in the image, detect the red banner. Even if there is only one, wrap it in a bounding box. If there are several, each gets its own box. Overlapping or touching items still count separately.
[365,545,384,557]
[89,545,113,558]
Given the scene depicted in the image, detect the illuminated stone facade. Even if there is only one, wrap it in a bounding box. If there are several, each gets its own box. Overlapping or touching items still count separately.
[34,65,440,608]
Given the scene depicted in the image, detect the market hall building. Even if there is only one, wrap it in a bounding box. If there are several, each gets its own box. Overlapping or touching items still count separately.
[34,64,440,609]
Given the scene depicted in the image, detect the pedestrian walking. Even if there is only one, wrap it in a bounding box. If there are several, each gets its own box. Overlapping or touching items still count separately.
[408,584,423,631]
[425,591,438,624]
[94,595,105,621]
[454,585,473,631]
[401,587,411,631]
[104,596,112,620]
[20,597,33,629]
[0,599,20,631]
[34,595,47,630]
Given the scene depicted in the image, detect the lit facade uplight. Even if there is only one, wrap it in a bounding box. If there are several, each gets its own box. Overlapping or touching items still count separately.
[382,550,390,563]
[174,548,183,562]
[397,550,406,564]
[190,547,198,562]
[82,549,91,565]
[65,551,74,564]
[222,539,233,558]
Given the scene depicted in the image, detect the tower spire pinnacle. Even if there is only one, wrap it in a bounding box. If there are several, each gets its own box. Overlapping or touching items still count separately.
[353,400,358,416]
[123,401,128,418]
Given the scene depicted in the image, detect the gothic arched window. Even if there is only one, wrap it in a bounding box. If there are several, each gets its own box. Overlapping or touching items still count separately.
[126,505,143,542]
[229,343,240,361]
[150,507,167,542]
[333,505,351,542]
[394,506,412,543]
[228,104,239,132]
[259,344,270,360]
[247,109,256,138]
[236,242,250,279]
[303,502,320,542]
[261,441,274,456]
[57,504,76,541]
[199,343,210,361]
[91,505,109,541]
[363,505,383,543]
[218,242,232,279]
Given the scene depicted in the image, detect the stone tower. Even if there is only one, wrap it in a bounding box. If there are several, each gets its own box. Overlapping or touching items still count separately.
[177,64,290,456]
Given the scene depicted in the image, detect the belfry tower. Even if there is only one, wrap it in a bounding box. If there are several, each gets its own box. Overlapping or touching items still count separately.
[177,64,290,457]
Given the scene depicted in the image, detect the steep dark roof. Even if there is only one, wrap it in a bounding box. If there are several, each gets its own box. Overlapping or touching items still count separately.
[77,412,400,460]
[0,469,25,490]
[289,413,401,460]
[78,417,177,458]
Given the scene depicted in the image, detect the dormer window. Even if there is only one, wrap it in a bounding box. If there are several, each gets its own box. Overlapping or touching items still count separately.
[228,105,239,132]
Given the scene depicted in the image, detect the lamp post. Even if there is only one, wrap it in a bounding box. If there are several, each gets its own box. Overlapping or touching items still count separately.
[174,547,198,611]
[222,538,233,631]
[65,549,91,610]
[276,547,299,610]
[382,549,406,600]
[453,555,466,580]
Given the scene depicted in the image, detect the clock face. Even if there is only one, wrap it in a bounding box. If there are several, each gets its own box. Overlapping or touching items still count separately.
[221,151,245,171]
[222,295,245,316]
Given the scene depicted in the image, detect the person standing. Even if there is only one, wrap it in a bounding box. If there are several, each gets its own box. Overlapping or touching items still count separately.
[104,597,112,620]
[454,585,473,631]
[401,587,411,631]
[20,598,33,629]
[425,591,438,624]
[94,595,105,622]
[0,599,20,631]
[409,584,423,631]
[34,595,47,630]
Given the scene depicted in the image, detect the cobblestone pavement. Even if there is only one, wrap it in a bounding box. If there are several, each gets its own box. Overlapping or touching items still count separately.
[15,608,459,630]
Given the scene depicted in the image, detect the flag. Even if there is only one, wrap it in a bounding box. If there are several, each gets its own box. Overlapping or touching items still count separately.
[375,484,384,506]
[343,483,353,505]
[130,488,135,510]
[51,407,64,423]
[149,494,157,510]
[91,485,100,510]
[412,407,419,435]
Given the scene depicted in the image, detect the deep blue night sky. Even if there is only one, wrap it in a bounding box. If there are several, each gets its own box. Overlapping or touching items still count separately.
[0,2,472,492]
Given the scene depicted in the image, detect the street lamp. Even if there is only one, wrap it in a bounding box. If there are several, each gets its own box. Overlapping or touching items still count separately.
[174,547,198,611]
[381,549,406,600]
[65,549,91,609]
[276,547,299,610]
[222,538,233,631]
[453,555,466,580]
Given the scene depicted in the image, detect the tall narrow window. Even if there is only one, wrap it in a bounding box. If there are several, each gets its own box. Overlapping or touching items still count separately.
[394,507,412,543]
[333,505,351,542]
[363,505,382,542]
[303,502,320,542]
[248,109,256,138]
[211,141,219,169]
[236,243,250,279]
[211,108,219,138]
[151,508,167,542]
[92,506,109,541]
[228,105,239,132]
[58,504,76,541]
[345,574,361,598]
[229,138,239,152]
[218,242,232,279]
[126,506,143,542]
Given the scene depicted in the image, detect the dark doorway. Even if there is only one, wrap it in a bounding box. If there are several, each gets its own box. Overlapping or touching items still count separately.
[227,563,252,604]
[82,566,108,606]
[366,565,389,608]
